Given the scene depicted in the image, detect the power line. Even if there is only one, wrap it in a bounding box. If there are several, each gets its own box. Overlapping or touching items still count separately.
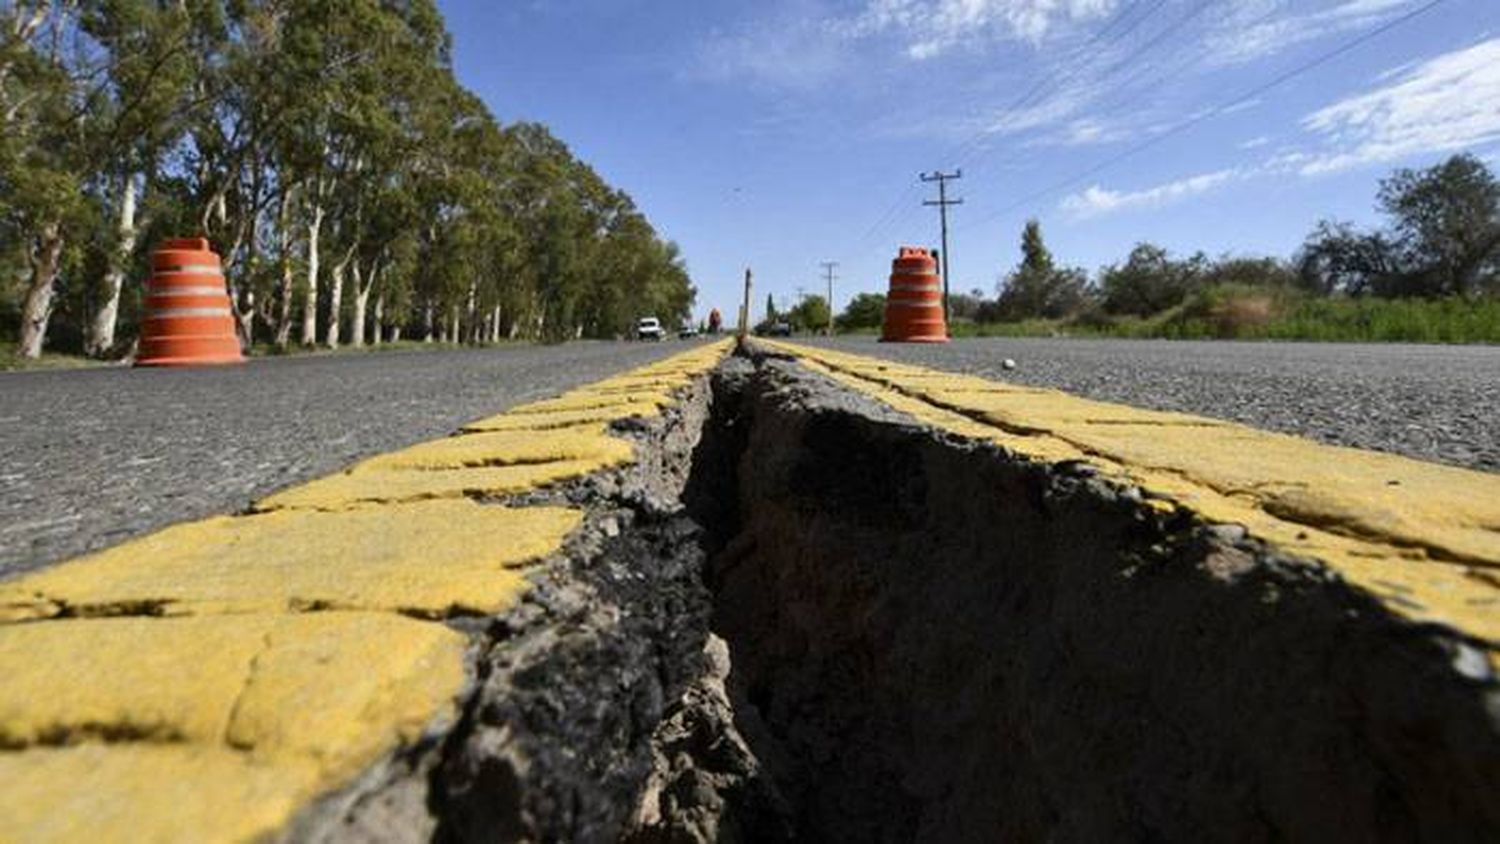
[949,0,1170,166]
[921,169,963,319]
[954,0,1211,179]
[848,1,1171,259]
[1082,2,1289,126]
[960,0,1450,232]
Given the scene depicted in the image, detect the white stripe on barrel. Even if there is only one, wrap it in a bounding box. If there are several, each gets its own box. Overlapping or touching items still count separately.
[146,286,226,297]
[155,264,223,274]
[147,307,232,318]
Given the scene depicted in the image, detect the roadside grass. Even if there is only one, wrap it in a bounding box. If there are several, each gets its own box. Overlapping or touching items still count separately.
[0,341,106,372]
[246,339,501,357]
[938,291,1500,344]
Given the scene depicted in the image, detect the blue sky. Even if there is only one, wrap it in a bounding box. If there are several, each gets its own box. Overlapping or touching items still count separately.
[439,0,1500,321]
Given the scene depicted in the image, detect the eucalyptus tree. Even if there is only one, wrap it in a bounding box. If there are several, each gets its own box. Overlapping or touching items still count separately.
[2,0,696,356]
[77,0,196,356]
[274,0,445,347]
[2,2,89,359]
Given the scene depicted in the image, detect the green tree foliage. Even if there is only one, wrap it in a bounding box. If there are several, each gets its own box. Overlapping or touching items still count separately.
[787,294,830,333]
[0,0,693,358]
[994,220,1089,319]
[946,289,985,321]
[1203,255,1297,289]
[835,292,885,331]
[1100,243,1206,316]
[1299,154,1500,298]
[1,3,93,357]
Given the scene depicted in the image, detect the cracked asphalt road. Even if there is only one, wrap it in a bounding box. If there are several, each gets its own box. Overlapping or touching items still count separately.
[799,336,1500,475]
[0,341,700,575]
[7,335,1495,576]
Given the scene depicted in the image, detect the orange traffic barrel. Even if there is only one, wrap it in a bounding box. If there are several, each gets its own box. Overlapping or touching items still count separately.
[136,238,244,366]
[880,246,948,343]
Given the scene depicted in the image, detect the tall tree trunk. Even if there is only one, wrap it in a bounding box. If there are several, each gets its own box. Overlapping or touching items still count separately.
[372,293,384,346]
[86,173,139,358]
[18,221,64,359]
[351,263,371,348]
[325,245,353,349]
[448,306,459,345]
[273,188,296,350]
[325,259,343,349]
[490,304,501,343]
[464,282,477,344]
[300,202,323,346]
[423,302,434,342]
[225,187,256,351]
[390,325,401,342]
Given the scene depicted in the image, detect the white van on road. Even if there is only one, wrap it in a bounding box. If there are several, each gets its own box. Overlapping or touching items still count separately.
[636,317,664,341]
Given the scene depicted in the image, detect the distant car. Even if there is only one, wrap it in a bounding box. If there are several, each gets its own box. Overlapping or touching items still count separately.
[678,325,699,339]
[636,317,665,341]
[767,320,792,337]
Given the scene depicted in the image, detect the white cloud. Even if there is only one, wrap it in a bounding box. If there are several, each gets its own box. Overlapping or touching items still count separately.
[981,88,1097,136]
[1239,136,1271,150]
[1016,117,1130,147]
[1060,169,1240,219]
[699,0,1120,88]
[1206,0,1417,66]
[693,3,851,91]
[1061,118,1127,145]
[851,0,1119,59]
[1297,37,1500,175]
[1218,97,1262,116]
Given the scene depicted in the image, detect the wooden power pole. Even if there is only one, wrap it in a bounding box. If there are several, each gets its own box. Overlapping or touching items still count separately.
[738,267,752,339]
[921,170,962,323]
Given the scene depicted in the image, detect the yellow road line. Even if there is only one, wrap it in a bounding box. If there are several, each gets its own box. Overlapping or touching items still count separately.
[764,340,1500,652]
[0,339,732,843]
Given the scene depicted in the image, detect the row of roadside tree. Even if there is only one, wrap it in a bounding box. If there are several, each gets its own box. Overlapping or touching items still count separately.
[838,154,1500,342]
[2,1,695,360]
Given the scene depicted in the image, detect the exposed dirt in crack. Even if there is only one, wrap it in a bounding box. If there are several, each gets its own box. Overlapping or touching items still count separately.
[284,372,781,843]
[282,347,1500,843]
[694,347,1499,842]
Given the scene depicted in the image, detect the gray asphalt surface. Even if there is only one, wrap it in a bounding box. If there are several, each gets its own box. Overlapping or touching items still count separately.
[0,341,700,576]
[800,336,1499,474]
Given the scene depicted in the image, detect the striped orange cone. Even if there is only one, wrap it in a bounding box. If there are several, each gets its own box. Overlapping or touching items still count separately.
[136,238,244,367]
[880,246,948,343]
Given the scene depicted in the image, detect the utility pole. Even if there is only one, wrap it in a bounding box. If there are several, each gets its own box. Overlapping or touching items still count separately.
[921,169,962,324]
[820,261,838,335]
[738,268,752,339]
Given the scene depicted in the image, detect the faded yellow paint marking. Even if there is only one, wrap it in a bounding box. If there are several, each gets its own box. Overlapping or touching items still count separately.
[462,403,666,432]
[506,391,675,415]
[360,425,635,472]
[0,745,318,843]
[0,613,463,844]
[255,459,603,511]
[0,339,734,843]
[0,500,577,621]
[0,614,464,774]
[770,340,1500,648]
